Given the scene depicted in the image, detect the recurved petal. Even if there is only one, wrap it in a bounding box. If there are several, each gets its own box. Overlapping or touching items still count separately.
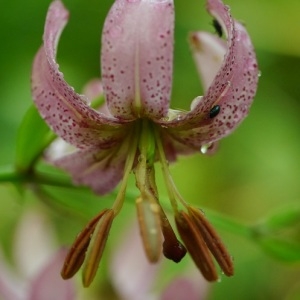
[101,0,174,120]
[32,0,127,149]
[160,0,258,150]
[54,145,128,195]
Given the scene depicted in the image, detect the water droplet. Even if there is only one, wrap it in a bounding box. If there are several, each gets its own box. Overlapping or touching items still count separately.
[200,143,212,154]
[258,70,262,77]
[176,114,184,121]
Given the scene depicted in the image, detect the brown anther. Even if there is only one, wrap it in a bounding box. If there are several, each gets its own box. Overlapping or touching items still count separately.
[159,209,187,263]
[188,206,234,277]
[136,197,162,263]
[61,209,108,280]
[175,210,219,281]
[82,209,115,287]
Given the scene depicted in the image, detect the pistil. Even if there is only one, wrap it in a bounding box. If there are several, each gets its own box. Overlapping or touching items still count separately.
[111,124,140,215]
[134,120,163,262]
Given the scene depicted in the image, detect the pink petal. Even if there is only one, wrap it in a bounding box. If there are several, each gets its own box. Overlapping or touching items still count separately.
[160,0,258,150]
[28,249,76,300]
[110,222,161,300]
[102,0,174,120]
[0,252,25,300]
[82,79,113,116]
[54,145,128,195]
[161,129,219,161]
[160,130,196,162]
[161,276,209,300]
[13,209,56,280]
[189,32,227,92]
[32,0,127,149]
[82,79,103,104]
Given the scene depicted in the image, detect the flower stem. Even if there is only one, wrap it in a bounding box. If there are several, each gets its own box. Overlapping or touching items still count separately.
[0,164,74,188]
[0,165,22,183]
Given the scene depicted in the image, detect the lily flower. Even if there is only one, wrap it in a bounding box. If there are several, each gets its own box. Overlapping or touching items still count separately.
[31,0,258,287]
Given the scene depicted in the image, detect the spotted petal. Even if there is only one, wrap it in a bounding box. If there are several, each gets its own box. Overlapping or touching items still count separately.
[160,0,258,150]
[54,144,129,195]
[101,0,174,120]
[31,0,128,149]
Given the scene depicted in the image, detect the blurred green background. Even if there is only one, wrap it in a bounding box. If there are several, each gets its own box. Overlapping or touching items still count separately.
[1,0,300,299]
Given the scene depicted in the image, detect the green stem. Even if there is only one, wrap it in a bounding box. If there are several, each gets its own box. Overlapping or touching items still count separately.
[0,164,75,188]
[0,165,22,182]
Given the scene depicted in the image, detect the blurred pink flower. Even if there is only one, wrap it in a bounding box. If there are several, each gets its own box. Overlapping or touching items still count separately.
[110,222,209,300]
[161,277,208,300]
[0,210,76,300]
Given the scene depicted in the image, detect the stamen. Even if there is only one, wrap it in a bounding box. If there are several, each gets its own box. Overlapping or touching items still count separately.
[188,207,234,276]
[82,209,115,287]
[61,209,108,279]
[112,125,140,215]
[175,210,219,281]
[154,128,180,212]
[136,197,162,263]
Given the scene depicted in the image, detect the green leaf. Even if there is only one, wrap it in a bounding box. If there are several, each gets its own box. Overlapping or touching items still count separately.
[15,105,55,173]
[257,237,300,262]
[41,185,117,218]
[263,205,300,231]
[253,204,300,262]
